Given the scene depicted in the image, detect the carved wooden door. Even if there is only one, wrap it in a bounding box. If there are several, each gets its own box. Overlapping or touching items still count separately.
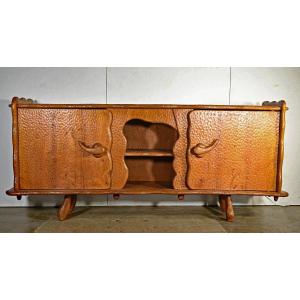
[187,110,280,191]
[18,109,112,189]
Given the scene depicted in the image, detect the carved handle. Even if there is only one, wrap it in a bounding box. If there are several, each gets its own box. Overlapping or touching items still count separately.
[78,141,107,158]
[191,139,219,158]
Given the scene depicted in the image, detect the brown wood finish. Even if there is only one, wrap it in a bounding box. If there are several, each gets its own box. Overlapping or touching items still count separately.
[219,195,235,222]
[173,109,192,189]
[58,195,77,221]
[125,157,175,183]
[14,102,283,110]
[125,150,173,157]
[7,97,289,222]
[6,186,288,197]
[263,100,286,194]
[11,97,20,190]
[18,108,112,189]
[187,110,280,191]
[110,108,178,189]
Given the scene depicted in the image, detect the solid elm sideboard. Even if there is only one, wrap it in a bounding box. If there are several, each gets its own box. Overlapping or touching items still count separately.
[6,97,288,221]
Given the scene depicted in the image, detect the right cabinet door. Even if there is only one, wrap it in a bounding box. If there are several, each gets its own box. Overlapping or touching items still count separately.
[187,110,280,191]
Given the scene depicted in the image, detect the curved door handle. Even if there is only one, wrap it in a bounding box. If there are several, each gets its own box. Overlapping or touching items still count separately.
[78,141,107,158]
[191,139,219,158]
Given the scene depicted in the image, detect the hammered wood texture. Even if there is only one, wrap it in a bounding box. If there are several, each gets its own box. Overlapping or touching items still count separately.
[18,108,112,189]
[173,109,193,189]
[187,110,280,191]
[10,98,287,199]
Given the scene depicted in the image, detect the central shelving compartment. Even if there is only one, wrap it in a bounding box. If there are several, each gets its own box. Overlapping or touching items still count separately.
[123,119,178,189]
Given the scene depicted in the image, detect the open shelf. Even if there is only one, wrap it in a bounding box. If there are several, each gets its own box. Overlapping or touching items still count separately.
[123,119,178,188]
[125,149,173,157]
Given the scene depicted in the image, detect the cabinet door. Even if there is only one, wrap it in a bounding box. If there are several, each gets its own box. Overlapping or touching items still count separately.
[18,109,112,190]
[187,110,279,191]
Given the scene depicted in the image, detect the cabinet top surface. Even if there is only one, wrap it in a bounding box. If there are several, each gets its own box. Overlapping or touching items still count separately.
[11,98,285,111]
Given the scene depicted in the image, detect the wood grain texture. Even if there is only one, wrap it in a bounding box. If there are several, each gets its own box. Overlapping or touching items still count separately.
[6,187,288,197]
[125,150,173,157]
[58,195,77,221]
[110,108,177,189]
[18,108,112,189]
[11,97,21,190]
[187,110,280,191]
[109,109,129,189]
[219,195,234,221]
[125,157,175,182]
[7,98,288,210]
[124,119,177,151]
[263,100,287,192]
[7,98,290,222]
[173,109,192,189]
[15,102,282,111]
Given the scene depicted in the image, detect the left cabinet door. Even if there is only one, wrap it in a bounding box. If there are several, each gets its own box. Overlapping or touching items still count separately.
[17,108,112,190]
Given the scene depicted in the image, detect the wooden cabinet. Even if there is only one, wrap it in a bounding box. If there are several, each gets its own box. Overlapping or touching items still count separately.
[6,97,288,222]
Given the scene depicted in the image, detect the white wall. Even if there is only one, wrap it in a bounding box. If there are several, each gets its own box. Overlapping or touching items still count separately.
[0,67,299,207]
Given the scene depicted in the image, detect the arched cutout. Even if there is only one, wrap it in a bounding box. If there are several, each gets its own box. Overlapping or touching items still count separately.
[123,119,178,188]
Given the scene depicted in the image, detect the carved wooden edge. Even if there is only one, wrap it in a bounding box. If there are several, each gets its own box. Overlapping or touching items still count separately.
[263,100,287,193]
[110,109,178,189]
[11,97,20,190]
[57,195,77,221]
[277,101,286,193]
[109,109,129,189]
[11,98,36,191]
[101,110,113,188]
[6,188,289,197]
[262,100,288,110]
[13,102,282,111]
[185,109,198,189]
[173,109,192,189]
[10,97,35,107]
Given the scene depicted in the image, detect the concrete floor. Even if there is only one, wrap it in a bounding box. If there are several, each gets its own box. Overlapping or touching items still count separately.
[0,206,299,233]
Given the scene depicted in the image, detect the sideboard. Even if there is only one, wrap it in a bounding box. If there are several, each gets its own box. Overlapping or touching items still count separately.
[6,97,288,222]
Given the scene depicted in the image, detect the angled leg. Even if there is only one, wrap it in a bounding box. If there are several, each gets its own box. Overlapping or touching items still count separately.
[58,195,77,221]
[219,195,234,222]
[218,195,226,212]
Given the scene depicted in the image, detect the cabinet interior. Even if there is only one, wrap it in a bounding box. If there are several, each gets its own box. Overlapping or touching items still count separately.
[123,119,178,188]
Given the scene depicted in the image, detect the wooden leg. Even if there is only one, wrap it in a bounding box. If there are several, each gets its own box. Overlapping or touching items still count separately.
[17,195,22,200]
[218,195,226,212]
[274,196,279,202]
[178,194,184,200]
[113,194,120,200]
[58,195,77,221]
[219,195,234,222]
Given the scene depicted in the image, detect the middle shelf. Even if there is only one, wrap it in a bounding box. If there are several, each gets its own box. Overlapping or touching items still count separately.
[125,149,174,157]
